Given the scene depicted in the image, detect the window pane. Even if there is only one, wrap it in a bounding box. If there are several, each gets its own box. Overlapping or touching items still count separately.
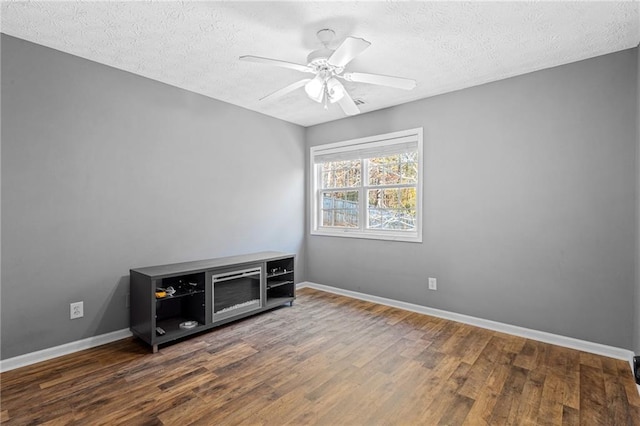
[368,188,416,209]
[368,154,418,186]
[321,160,361,188]
[400,159,418,184]
[367,188,416,230]
[321,191,359,228]
[368,155,400,185]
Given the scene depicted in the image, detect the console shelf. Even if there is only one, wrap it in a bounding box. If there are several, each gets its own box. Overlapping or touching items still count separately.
[155,317,207,344]
[266,280,294,290]
[156,289,205,300]
[267,271,292,279]
[130,251,295,352]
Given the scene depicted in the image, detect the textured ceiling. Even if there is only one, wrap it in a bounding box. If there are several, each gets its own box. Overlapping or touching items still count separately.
[1,1,639,127]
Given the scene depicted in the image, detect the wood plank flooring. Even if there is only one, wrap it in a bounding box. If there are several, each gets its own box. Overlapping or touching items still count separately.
[1,287,639,425]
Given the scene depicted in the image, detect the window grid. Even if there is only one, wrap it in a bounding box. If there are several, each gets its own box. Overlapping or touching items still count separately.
[318,159,418,232]
[310,128,423,243]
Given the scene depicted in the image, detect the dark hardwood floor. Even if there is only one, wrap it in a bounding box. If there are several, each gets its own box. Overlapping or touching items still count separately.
[1,287,639,425]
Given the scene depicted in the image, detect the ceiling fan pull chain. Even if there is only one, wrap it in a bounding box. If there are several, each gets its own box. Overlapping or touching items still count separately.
[323,84,329,110]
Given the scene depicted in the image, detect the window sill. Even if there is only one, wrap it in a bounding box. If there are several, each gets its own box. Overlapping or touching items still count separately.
[310,228,422,243]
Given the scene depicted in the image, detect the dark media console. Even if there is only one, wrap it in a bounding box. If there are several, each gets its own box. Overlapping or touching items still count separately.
[130,251,295,352]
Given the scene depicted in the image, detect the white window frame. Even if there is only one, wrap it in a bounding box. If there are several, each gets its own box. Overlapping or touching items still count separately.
[309,127,423,243]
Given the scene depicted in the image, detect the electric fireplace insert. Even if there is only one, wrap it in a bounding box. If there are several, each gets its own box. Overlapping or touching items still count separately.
[211,266,262,322]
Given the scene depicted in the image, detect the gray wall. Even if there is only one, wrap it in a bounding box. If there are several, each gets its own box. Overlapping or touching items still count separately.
[306,48,638,350]
[1,35,306,359]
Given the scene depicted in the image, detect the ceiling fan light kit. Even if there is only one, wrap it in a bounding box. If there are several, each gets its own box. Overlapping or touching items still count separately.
[326,78,345,103]
[305,74,325,102]
[240,28,416,116]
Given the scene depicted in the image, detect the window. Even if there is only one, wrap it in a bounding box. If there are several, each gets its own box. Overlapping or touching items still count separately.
[310,128,423,242]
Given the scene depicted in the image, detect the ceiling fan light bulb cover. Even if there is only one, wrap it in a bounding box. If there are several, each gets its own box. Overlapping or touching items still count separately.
[305,76,324,102]
[326,78,345,103]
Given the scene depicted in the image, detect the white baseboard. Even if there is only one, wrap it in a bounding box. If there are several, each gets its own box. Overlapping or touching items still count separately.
[0,328,132,373]
[298,281,638,388]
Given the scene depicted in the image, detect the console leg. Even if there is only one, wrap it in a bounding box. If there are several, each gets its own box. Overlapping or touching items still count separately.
[153,344,158,354]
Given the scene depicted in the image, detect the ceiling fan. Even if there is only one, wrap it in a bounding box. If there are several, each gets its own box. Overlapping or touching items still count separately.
[239,29,416,116]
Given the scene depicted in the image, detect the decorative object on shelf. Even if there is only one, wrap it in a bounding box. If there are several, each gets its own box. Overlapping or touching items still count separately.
[179,321,198,330]
[155,289,166,298]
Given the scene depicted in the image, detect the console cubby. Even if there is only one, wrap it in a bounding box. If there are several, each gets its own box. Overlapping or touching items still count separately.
[154,272,206,340]
[266,258,295,307]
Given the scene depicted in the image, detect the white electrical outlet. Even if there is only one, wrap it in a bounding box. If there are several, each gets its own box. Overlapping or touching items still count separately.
[70,301,84,319]
[428,277,437,290]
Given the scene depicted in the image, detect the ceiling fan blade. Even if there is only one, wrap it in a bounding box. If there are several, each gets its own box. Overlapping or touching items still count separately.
[343,72,416,90]
[327,37,371,67]
[239,55,314,73]
[337,91,360,116]
[260,79,311,101]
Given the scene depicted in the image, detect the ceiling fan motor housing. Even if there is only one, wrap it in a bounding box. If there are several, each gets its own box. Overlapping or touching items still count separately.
[307,29,342,72]
[307,48,335,68]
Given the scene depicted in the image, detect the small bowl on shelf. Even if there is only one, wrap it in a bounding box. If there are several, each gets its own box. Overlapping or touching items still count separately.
[179,321,198,330]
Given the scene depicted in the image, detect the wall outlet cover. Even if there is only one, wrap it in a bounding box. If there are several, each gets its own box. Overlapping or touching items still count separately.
[428,277,437,290]
[70,301,84,319]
